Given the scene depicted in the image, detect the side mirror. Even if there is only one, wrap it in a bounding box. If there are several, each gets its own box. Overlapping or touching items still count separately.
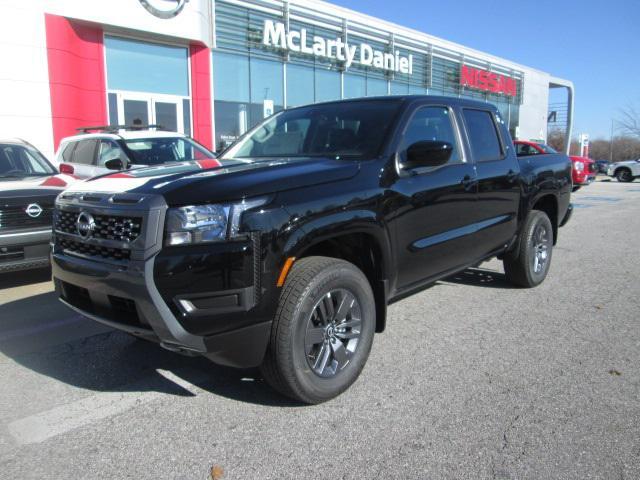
[104,158,124,171]
[402,141,453,170]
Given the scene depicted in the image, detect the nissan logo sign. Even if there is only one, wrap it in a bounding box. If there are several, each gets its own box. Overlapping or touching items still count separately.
[138,0,189,19]
[76,212,96,239]
[25,203,43,218]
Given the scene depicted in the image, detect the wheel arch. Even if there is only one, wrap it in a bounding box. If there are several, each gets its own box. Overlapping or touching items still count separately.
[531,194,559,245]
[283,220,392,333]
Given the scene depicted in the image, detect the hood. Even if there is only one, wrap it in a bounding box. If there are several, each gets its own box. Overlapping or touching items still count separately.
[64,157,361,205]
[0,173,77,199]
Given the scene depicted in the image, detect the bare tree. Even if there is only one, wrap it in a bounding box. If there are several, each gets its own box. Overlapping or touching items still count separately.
[547,129,566,152]
[618,103,640,138]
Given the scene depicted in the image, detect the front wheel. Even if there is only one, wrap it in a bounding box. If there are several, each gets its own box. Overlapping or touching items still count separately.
[260,256,375,404]
[616,168,633,182]
[503,211,553,288]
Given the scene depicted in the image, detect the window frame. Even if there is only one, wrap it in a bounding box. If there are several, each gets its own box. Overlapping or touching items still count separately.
[461,108,506,163]
[395,104,467,176]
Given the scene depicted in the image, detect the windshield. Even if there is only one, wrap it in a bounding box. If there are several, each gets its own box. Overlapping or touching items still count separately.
[0,143,55,178]
[538,143,557,154]
[123,137,214,166]
[223,100,403,160]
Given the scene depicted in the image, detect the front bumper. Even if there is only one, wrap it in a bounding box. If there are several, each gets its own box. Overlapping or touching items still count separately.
[0,228,51,272]
[51,192,273,368]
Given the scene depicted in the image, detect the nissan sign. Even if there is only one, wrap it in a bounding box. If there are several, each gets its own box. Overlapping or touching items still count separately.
[460,65,517,97]
[138,0,189,19]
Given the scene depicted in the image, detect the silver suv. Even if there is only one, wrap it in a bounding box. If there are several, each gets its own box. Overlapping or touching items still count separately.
[54,125,217,179]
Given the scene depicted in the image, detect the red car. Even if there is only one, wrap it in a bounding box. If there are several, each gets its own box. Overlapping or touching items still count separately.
[569,155,597,187]
[514,140,596,190]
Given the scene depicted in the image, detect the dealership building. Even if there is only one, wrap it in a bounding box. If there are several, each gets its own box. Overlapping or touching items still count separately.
[0,0,574,158]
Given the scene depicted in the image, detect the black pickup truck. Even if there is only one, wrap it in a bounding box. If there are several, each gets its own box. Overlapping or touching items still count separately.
[52,96,572,403]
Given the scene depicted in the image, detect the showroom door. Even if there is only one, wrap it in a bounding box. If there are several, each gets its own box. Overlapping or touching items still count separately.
[115,93,185,133]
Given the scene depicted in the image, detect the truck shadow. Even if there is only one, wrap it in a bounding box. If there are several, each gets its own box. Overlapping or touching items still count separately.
[0,292,303,407]
[0,267,51,290]
[443,267,515,289]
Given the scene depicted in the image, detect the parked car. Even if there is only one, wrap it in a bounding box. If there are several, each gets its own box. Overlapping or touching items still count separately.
[54,125,219,179]
[606,159,640,182]
[594,159,610,174]
[513,141,595,190]
[569,155,597,188]
[0,139,76,272]
[52,96,573,403]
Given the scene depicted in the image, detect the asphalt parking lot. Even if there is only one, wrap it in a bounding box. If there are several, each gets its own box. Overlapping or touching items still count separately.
[1,179,639,479]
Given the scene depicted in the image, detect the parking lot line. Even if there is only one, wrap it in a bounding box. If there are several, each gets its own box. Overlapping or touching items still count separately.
[6,368,208,445]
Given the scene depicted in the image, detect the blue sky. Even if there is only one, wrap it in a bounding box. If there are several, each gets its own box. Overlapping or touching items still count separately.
[331,0,640,139]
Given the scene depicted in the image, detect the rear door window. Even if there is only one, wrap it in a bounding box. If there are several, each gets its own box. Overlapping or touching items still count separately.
[61,142,77,163]
[463,109,503,162]
[516,143,539,156]
[71,139,98,165]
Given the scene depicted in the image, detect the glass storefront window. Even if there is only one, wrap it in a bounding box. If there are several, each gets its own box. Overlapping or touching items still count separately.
[214,52,250,102]
[213,52,251,150]
[315,68,341,102]
[105,37,189,96]
[344,73,366,99]
[286,64,314,107]
[509,104,520,138]
[409,84,428,95]
[249,57,284,124]
[250,58,283,106]
[391,81,409,96]
[366,77,388,96]
[211,1,525,151]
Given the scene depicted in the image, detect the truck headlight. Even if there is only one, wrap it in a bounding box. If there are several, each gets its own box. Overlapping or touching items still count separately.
[165,197,268,246]
[574,161,584,172]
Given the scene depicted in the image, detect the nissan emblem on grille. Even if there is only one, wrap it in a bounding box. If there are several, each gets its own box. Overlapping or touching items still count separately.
[76,212,96,238]
[25,203,43,218]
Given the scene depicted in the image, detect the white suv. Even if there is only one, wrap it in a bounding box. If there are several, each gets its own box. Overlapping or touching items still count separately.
[606,159,640,182]
[54,126,217,179]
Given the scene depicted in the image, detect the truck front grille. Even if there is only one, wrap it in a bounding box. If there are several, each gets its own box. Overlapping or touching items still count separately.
[59,238,131,261]
[55,210,142,243]
[0,204,54,230]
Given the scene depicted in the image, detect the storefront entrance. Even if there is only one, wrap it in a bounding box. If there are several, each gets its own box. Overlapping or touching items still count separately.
[114,93,186,133]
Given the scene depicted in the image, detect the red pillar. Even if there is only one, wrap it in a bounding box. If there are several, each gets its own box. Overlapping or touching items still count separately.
[189,43,213,150]
[44,14,107,151]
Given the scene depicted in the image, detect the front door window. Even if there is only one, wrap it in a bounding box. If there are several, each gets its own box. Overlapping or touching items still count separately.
[154,102,178,132]
[123,100,149,127]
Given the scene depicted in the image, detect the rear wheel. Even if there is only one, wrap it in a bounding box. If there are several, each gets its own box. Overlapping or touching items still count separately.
[503,211,553,288]
[616,168,633,182]
[260,256,375,404]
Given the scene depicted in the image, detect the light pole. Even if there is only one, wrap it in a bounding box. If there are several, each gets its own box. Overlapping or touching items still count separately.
[609,119,618,163]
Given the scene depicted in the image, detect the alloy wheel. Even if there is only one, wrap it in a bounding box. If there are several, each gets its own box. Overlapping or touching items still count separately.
[531,224,550,274]
[304,289,362,378]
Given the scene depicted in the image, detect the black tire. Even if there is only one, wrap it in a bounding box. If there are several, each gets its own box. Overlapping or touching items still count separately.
[260,256,375,404]
[616,168,633,182]
[503,211,553,288]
